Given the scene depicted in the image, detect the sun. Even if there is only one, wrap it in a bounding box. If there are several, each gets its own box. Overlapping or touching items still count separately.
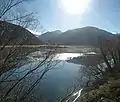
[61,0,91,15]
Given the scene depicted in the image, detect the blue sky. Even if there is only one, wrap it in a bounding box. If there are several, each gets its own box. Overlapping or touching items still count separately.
[24,0,120,34]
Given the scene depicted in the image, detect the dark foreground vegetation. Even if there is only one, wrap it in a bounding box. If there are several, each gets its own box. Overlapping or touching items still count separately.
[79,71,120,102]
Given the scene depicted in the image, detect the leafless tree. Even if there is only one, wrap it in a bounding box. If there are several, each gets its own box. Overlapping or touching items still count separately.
[0,0,60,102]
[0,0,39,72]
[98,35,120,72]
[74,35,120,88]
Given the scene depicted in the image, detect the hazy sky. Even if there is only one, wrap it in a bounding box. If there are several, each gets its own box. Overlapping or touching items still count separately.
[24,0,120,34]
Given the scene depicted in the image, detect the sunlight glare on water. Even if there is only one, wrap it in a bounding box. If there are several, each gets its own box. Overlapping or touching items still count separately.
[55,53,83,60]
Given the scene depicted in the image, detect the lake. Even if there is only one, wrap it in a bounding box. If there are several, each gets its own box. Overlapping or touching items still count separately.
[26,52,81,101]
[0,51,94,102]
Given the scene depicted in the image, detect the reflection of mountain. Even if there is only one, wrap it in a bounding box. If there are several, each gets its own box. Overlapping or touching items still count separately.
[0,21,43,45]
[39,26,114,46]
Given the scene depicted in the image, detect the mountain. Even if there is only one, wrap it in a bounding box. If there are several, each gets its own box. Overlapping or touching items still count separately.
[38,30,62,42]
[0,21,43,45]
[39,26,114,46]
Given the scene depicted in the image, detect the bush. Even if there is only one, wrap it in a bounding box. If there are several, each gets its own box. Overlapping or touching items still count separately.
[78,76,120,102]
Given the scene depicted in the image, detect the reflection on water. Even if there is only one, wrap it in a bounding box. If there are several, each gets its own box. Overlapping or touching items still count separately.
[0,51,96,102]
[66,89,83,102]
[55,53,83,60]
[28,51,82,61]
[28,51,96,61]
[0,52,82,102]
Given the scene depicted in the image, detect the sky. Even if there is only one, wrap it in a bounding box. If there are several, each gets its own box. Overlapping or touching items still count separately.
[23,0,120,34]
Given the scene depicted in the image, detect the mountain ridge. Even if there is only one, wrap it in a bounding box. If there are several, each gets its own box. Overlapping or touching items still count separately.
[0,21,43,45]
[39,30,62,42]
[39,26,114,46]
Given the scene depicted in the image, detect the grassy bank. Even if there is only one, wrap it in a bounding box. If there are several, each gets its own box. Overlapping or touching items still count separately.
[78,71,120,102]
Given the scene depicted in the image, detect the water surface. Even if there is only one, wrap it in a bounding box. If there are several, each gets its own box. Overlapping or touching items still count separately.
[0,52,82,102]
